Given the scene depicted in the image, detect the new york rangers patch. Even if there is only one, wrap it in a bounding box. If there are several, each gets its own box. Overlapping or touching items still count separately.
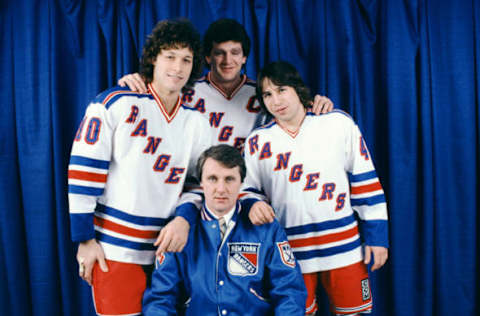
[227,242,260,276]
[277,241,296,268]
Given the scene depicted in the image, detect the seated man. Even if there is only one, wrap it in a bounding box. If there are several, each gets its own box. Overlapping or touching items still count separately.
[143,145,307,316]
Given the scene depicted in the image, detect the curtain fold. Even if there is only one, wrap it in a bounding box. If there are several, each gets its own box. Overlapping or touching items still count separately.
[1,1,478,315]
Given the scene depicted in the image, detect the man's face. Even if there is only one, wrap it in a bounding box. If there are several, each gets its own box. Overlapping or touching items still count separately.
[261,78,305,126]
[205,41,246,85]
[152,46,193,94]
[201,157,242,217]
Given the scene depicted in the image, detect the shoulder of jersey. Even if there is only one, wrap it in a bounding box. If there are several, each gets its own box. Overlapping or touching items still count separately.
[245,77,256,87]
[250,119,277,134]
[93,86,153,109]
[194,75,209,84]
[308,108,354,122]
[238,200,276,228]
[180,103,203,112]
[179,103,210,125]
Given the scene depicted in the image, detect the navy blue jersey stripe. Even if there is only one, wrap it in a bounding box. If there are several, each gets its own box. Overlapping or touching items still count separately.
[96,204,170,226]
[293,238,362,259]
[325,109,353,120]
[93,86,154,109]
[181,105,199,111]
[69,184,104,196]
[96,231,156,251]
[254,120,277,131]
[349,170,378,182]
[104,92,154,109]
[351,194,386,206]
[285,214,356,235]
[93,86,132,103]
[70,155,110,169]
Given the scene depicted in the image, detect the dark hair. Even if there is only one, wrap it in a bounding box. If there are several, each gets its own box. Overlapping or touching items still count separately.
[140,19,203,92]
[197,145,246,182]
[256,61,313,114]
[203,18,251,58]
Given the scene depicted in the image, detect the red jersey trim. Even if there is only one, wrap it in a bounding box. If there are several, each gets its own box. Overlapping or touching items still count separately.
[148,83,181,123]
[68,170,107,183]
[94,216,159,239]
[275,113,307,138]
[288,225,359,248]
[207,72,247,100]
[351,182,383,194]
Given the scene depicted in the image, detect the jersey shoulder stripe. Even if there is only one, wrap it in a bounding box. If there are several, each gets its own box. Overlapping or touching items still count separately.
[93,86,154,109]
[245,77,256,87]
[195,75,208,84]
[181,104,201,112]
[321,109,354,121]
[251,120,277,133]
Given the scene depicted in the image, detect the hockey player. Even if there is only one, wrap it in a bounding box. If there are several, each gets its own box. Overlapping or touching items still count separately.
[243,61,389,315]
[118,18,334,152]
[143,145,307,316]
[68,19,213,315]
[117,19,334,257]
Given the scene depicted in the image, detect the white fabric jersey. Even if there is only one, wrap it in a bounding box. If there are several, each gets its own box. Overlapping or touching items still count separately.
[181,72,266,151]
[243,110,388,273]
[68,84,213,265]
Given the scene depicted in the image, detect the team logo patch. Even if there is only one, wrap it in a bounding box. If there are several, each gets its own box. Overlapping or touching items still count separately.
[361,278,371,301]
[227,242,260,276]
[277,241,296,268]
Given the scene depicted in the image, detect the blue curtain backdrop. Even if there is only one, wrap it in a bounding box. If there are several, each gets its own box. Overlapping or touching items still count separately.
[1,0,479,315]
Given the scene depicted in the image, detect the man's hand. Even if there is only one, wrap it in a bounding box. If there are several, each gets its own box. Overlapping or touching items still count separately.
[248,201,275,225]
[310,95,334,114]
[117,73,147,93]
[77,239,108,286]
[155,216,190,255]
[364,245,388,271]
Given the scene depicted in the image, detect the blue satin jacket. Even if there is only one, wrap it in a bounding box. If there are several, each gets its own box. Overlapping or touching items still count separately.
[143,200,306,316]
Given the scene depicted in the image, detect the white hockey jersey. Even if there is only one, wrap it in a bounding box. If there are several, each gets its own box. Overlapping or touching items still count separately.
[181,72,267,151]
[243,110,388,273]
[68,84,213,265]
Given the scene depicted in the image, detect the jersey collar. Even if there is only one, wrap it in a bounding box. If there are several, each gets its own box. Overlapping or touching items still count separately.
[148,83,182,123]
[207,72,247,100]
